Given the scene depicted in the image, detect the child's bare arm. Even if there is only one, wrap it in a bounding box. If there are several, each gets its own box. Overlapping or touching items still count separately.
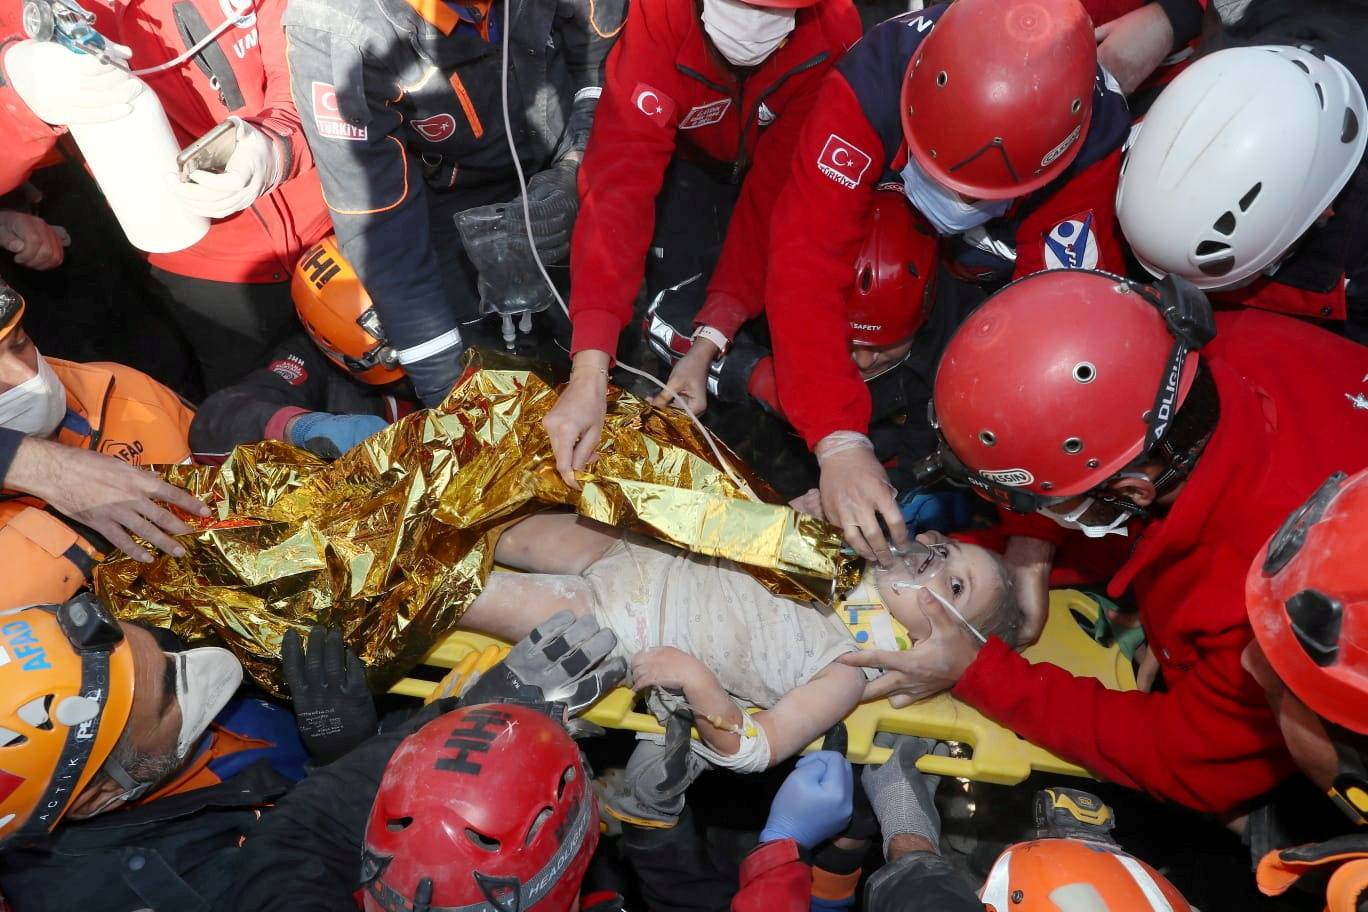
[633,649,867,768]
[753,663,866,764]
[493,512,620,574]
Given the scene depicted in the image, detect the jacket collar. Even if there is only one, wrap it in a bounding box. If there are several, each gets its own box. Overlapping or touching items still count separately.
[1107,357,1272,598]
[675,6,829,92]
[49,359,115,448]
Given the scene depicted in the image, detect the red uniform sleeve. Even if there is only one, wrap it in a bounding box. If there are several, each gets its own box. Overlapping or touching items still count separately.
[1012,148,1125,280]
[240,0,313,180]
[0,28,62,193]
[732,840,810,912]
[701,4,862,342]
[568,6,684,356]
[765,73,881,449]
[953,634,1297,814]
[1214,276,1347,322]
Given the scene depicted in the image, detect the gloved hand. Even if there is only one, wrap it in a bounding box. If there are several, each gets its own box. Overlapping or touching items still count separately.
[509,157,579,263]
[462,610,627,722]
[288,412,388,459]
[600,714,708,828]
[816,431,909,564]
[759,751,854,849]
[0,210,70,270]
[899,490,974,535]
[2,40,144,126]
[175,118,284,219]
[862,736,943,858]
[282,626,378,764]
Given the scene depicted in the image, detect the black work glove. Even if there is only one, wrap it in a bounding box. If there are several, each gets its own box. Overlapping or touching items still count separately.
[507,157,579,264]
[463,610,627,727]
[282,626,379,765]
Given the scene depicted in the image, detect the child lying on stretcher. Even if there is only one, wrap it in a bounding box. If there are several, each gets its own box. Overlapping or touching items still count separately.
[458,513,1022,772]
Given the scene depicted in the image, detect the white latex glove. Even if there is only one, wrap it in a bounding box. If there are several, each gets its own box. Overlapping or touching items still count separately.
[2,40,143,126]
[174,117,283,218]
[815,431,909,564]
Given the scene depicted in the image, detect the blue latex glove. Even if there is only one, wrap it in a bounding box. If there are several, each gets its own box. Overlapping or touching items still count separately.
[899,490,974,534]
[289,412,388,459]
[759,751,854,849]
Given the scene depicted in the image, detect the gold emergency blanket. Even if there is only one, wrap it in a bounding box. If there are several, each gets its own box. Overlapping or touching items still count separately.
[94,361,856,694]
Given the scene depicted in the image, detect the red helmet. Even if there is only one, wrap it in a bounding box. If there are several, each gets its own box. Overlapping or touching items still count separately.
[901,0,1097,200]
[848,191,939,348]
[361,704,598,912]
[1246,469,1368,736]
[980,839,1194,911]
[932,271,1210,508]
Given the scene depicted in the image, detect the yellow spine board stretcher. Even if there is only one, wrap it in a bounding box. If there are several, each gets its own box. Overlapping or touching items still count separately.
[390,588,1136,785]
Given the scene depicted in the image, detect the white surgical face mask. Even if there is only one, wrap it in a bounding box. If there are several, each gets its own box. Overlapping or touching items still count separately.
[1037,473,1149,539]
[701,0,795,68]
[0,354,67,437]
[875,541,988,644]
[173,647,243,758]
[900,155,1011,236]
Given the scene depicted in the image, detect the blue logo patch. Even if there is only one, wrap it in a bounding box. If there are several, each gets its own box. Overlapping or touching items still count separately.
[1043,211,1099,270]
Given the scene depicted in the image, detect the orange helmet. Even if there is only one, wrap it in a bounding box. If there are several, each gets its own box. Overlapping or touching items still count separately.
[292,236,403,386]
[0,595,135,848]
[980,839,1193,912]
[847,190,939,349]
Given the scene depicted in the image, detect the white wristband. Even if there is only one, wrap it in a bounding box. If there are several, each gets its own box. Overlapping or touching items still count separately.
[691,325,729,356]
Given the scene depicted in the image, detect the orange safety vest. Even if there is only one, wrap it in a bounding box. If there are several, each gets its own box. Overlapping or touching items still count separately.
[0,359,194,610]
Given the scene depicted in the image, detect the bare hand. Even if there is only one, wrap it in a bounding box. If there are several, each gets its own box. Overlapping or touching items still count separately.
[1003,535,1055,646]
[6,437,210,562]
[788,487,826,521]
[650,338,718,415]
[543,351,610,489]
[815,435,909,564]
[1095,3,1176,95]
[839,587,983,704]
[0,210,70,270]
[632,646,708,692]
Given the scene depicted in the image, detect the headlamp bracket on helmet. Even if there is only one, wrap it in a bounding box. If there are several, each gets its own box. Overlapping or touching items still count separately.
[56,593,124,654]
[1264,472,1347,576]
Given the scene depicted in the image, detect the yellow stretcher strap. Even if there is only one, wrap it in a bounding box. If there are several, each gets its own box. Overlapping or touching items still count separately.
[390,589,1136,785]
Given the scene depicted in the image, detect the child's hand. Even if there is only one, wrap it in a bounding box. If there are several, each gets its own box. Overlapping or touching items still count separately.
[632,646,709,692]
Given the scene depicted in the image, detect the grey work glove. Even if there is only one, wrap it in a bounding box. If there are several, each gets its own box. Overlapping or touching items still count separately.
[599,715,708,829]
[282,626,378,765]
[863,736,944,859]
[462,611,626,728]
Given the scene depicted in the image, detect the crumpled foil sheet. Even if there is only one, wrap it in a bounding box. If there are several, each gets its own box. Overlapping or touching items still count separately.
[95,358,857,694]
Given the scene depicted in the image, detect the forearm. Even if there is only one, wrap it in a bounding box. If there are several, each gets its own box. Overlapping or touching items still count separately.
[682,672,743,756]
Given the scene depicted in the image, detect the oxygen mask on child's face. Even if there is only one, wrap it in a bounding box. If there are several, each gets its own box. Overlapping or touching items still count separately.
[873,540,988,645]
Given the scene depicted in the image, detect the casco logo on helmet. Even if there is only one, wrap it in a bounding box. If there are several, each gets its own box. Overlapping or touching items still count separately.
[1,621,52,672]
[1039,124,1082,169]
[979,468,1034,487]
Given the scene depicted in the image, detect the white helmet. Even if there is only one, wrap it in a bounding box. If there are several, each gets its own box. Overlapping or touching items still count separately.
[1117,45,1367,289]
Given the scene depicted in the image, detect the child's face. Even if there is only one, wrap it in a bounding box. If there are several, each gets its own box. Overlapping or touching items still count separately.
[875,531,1006,642]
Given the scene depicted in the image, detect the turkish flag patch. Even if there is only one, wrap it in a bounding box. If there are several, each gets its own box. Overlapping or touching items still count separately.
[816,134,872,189]
[411,113,457,143]
[630,83,675,127]
[678,98,731,130]
[311,82,366,141]
[0,769,24,806]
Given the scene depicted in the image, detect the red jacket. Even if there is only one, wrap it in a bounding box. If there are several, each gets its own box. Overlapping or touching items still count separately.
[0,0,329,283]
[568,0,861,355]
[954,310,1368,814]
[764,8,1130,449]
[731,839,809,912]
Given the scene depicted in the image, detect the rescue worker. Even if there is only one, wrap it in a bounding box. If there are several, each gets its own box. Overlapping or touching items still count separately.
[736,0,1132,563]
[0,0,332,392]
[282,0,625,412]
[1087,0,1208,97]
[0,594,307,911]
[1245,469,1368,912]
[840,268,1368,815]
[228,612,629,911]
[1117,43,1368,333]
[190,237,415,462]
[544,0,860,486]
[0,281,210,606]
